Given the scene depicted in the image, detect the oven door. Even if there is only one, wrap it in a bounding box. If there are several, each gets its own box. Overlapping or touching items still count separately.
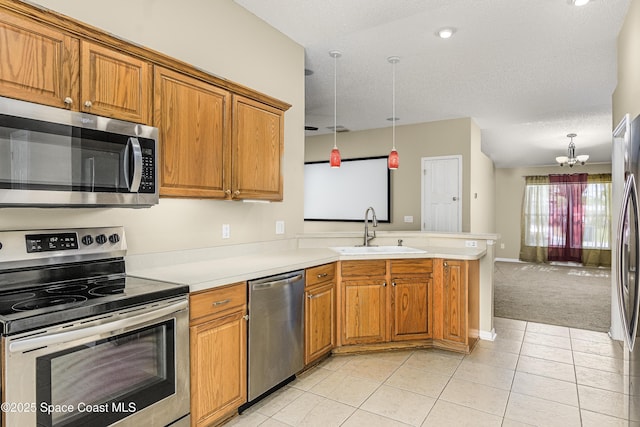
[2,297,189,427]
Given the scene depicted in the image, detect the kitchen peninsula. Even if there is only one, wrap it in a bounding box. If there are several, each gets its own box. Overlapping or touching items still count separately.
[127,231,496,426]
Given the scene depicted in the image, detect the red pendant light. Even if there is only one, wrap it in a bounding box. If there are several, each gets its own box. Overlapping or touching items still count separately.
[388,56,400,170]
[388,149,399,169]
[330,147,341,168]
[329,50,342,168]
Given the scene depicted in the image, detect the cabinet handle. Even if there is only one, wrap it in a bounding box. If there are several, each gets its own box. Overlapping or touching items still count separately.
[225,189,231,195]
[316,273,328,279]
[243,314,249,321]
[443,261,448,268]
[64,97,73,106]
[233,190,241,197]
[308,294,320,299]
[84,100,93,108]
[392,281,396,287]
[382,281,387,287]
[212,299,231,307]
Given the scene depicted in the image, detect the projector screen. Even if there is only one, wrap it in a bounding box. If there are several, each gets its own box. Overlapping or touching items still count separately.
[304,156,390,222]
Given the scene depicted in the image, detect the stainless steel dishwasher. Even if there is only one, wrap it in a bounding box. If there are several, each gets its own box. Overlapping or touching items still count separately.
[247,270,305,402]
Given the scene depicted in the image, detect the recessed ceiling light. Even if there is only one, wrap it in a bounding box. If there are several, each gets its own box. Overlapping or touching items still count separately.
[437,27,456,39]
[571,0,590,6]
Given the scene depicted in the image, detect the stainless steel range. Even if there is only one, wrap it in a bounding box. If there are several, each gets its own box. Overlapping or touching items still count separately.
[0,226,190,427]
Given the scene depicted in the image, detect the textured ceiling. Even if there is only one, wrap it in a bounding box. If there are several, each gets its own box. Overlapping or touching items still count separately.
[234,0,630,168]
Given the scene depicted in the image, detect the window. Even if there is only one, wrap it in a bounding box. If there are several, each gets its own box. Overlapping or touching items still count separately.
[521,174,611,265]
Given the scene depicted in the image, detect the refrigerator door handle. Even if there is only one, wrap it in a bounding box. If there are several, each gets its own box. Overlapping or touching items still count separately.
[617,173,640,351]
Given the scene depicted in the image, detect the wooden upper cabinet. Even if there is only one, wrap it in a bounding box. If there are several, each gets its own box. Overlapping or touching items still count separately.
[154,66,231,198]
[81,41,152,124]
[0,11,78,109]
[232,95,284,201]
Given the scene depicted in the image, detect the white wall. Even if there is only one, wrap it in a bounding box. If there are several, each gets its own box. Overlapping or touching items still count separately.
[0,0,305,255]
[470,120,496,234]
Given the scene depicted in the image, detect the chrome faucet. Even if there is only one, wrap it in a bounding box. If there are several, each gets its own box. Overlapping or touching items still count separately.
[363,206,378,246]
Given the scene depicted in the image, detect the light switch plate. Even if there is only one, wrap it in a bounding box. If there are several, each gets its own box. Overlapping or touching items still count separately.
[275,220,285,235]
[222,224,230,239]
[403,216,414,223]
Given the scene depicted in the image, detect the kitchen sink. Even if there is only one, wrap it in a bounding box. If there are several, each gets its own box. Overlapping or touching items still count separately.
[329,245,427,255]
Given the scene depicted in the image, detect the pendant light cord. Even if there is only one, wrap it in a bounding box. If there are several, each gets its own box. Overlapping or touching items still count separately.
[392,59,396,151]
[333,52,338,150]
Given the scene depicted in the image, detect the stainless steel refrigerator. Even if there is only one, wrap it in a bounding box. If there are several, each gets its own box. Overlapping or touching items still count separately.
[614,113,640,424]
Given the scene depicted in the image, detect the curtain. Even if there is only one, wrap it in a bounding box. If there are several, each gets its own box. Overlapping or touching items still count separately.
[520,175,550,263]
[548,173,587,263]
[582,173,612,267]
[520,173,612,267]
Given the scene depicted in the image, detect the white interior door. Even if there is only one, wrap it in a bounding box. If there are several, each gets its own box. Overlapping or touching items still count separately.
[421,155,462,232]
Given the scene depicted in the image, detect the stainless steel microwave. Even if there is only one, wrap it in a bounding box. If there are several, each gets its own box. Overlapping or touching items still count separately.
[0,97,158,207]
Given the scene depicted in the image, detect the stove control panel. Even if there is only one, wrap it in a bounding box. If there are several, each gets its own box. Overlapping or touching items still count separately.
[0,227,126,268]
[26,232,79,253]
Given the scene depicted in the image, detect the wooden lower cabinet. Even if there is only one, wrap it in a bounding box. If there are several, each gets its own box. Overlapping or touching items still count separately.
[342,278,387,344]
[389,259,433,342]
[336,258,478,354]
[305,281,335,364]
[390,277,432,341]
[305,263,336,365]
[190,283,247,427]
[433,258,480,352]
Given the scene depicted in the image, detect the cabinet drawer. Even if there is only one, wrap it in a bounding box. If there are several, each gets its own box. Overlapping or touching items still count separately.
[306,263,336,288]
[390,259,433,276]
[341,260,387,277]
[190,282,246,322]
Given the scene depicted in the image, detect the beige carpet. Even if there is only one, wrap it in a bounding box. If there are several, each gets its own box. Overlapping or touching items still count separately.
[493,261,611,332]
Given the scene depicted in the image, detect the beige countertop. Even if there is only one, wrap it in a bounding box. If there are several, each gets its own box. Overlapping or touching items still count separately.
[128,245,485,293]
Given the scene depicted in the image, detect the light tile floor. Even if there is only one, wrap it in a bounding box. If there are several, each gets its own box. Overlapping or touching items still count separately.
[225,318,631,426]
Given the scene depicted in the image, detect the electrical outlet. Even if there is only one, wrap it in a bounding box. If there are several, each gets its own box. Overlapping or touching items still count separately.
[222,224,230,239]
[275,220,285,235]
[501,243,505,249]
[465,240,478,248]
[403,215,414,223]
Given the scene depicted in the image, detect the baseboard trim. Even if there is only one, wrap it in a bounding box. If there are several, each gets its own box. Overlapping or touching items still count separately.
[495,258,522,263]
[479,329,497,341]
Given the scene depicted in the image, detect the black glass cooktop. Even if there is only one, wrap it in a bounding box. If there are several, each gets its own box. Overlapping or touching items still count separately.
[0,275,188,335]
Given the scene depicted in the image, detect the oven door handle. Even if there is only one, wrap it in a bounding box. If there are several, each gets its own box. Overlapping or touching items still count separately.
[8,300,188,354]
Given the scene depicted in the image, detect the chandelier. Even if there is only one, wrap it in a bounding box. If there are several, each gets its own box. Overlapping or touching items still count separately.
[555,133,589,167]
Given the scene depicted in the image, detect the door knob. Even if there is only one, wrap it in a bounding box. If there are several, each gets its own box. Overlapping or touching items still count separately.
[452,196,458,201]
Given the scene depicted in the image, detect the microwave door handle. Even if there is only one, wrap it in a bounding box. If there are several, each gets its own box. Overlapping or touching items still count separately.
[124,137,143,192]
[8,300,188,354]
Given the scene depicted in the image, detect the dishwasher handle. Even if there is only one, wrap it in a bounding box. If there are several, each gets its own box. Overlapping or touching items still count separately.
[251,274,303,290]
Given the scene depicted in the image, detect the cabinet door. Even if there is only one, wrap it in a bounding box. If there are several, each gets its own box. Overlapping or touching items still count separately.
[305,281,335,365]
[342,279,387,345]
[190,309,247,427]
[80,40,151,123]
[391,277,432,341]
[0,12,78,109]
[155,66,231,198]
[442,260,467,344]
[231,95,283,201]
